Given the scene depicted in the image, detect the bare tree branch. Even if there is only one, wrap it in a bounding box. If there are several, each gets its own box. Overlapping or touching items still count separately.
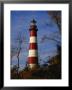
[11,31,26,77]
[48,11,61,33]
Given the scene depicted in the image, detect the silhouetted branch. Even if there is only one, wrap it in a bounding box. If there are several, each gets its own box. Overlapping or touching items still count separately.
[48,11,61,33]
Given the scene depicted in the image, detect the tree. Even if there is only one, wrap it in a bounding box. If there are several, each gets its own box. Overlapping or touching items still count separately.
[41,11,61,53]
[11,45,18,67]
[11,31,26,78]
[11,65,18,79]
[40,11,61,66]
[48,11,61,32]
[15,32,26,74]
[48,11,61,57]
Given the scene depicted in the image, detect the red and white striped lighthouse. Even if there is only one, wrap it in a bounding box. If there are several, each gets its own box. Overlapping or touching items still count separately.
[28,19,38,69]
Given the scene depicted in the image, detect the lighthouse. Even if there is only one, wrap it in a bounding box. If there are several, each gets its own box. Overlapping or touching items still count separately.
[28,19,38,69]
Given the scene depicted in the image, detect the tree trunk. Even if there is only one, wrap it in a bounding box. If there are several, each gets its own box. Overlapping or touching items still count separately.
[17,56,19,78]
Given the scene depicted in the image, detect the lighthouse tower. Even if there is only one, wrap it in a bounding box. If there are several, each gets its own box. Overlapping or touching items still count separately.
[28,19,38,69]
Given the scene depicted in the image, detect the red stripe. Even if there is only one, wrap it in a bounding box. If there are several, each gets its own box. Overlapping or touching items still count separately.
[29,43,37,49]
[30,30,37,36]
[28,57,38,64]
[29,25,37,30]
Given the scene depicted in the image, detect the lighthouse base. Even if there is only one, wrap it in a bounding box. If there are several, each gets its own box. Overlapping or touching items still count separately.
[28,64,38,70]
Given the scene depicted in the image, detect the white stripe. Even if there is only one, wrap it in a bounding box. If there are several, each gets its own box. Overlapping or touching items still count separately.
[28,64,37,69]
[29,50,38,57]
[30,36,37,43]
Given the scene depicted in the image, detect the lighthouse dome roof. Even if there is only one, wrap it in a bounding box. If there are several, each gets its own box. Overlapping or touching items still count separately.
[31,19,36,24]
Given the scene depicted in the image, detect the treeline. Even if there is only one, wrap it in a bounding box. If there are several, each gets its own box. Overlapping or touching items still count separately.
[11,54,61,79]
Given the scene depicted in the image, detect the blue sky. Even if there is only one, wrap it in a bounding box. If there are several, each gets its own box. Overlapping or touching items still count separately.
[11,11,61,70]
